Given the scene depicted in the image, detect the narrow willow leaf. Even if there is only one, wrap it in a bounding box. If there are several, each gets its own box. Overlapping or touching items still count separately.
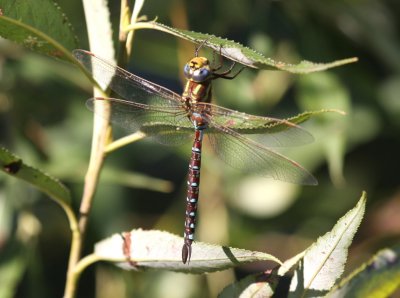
[286,109,345,126]
[0,0,77,60]
[136,22,357,72]
[219,109,345,136]
[0,147,70,205]
[328,245,400,298]
[94,229,281,273]
[288,192,367,297]
[278,251,306,277]
[219,270,278,298]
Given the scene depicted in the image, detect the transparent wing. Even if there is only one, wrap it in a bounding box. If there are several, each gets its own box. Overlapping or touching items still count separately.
[197,102,314,147]
[87,97,193,145]
[73,49,183,107]
[206,124,317,185]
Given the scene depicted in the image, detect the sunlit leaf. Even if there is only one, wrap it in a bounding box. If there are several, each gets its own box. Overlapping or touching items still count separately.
[133,22,357,72]
[0,0,78,60]
[288,192,366,297]
[278,251,306,277]
[0,147,71,205]
[94,229,281,273]
[328,245,400,298]
[219,270,278,298]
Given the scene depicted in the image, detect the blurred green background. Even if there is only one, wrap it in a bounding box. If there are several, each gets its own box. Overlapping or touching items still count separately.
[1,0,400,297]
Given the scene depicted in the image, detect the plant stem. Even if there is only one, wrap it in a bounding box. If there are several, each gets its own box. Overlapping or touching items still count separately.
[79,106,111,233]
[63,0,142,296]
[63,218,82,298]
[63,0,116,295]
[105,131,146,153]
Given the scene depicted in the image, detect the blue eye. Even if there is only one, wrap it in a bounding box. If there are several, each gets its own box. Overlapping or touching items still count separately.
[183,64,191,78]
[192,68,211,82]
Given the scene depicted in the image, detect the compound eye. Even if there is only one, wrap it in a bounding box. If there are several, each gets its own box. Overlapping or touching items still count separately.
[192,68,211,82]
[183,63,191,79]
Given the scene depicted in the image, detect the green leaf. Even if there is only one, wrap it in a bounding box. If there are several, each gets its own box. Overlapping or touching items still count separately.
[210,109,345,136]
[287,192,366,297]
[328,245,400,298]
[134,22,357,73]
[286,109,346,126]
[94,229,281,273]
[0,0,78,60]
[0,147,71,205]
[218,271,278,298]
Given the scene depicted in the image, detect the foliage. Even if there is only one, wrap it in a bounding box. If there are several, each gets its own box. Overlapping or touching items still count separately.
[0,0,399,297]
[0,147,70,204]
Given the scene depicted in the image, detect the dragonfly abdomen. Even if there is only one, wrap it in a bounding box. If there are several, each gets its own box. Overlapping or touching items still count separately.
[182,128,204,264]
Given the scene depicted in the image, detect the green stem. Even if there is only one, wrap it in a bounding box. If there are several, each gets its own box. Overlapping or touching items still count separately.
[105,131,146,153]
[60,201,81,298]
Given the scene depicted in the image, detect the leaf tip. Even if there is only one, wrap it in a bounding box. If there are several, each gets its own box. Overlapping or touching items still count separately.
[360,191,367,203]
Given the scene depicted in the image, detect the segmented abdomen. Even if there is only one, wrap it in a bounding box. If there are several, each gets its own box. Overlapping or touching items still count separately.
[182,128,204,264]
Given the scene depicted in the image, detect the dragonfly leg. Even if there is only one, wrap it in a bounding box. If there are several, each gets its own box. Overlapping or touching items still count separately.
[210,45,246,79]
[213,62,246,80]
[211,46,224,71]
[195,38,212,57]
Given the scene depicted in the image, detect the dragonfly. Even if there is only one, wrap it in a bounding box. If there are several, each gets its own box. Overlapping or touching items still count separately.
[73,47,317,264]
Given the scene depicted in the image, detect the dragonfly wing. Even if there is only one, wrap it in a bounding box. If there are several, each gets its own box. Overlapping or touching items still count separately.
[74,49,183,107]
[199,103,314,147]
[140,123,193,146]
[87,97,193,145]
[206,124,317,185]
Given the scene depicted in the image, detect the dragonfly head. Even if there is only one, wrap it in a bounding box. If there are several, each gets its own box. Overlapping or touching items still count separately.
[184,57,212,83]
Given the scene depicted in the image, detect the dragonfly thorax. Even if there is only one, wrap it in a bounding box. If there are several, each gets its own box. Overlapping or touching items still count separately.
[184,57,212,83]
